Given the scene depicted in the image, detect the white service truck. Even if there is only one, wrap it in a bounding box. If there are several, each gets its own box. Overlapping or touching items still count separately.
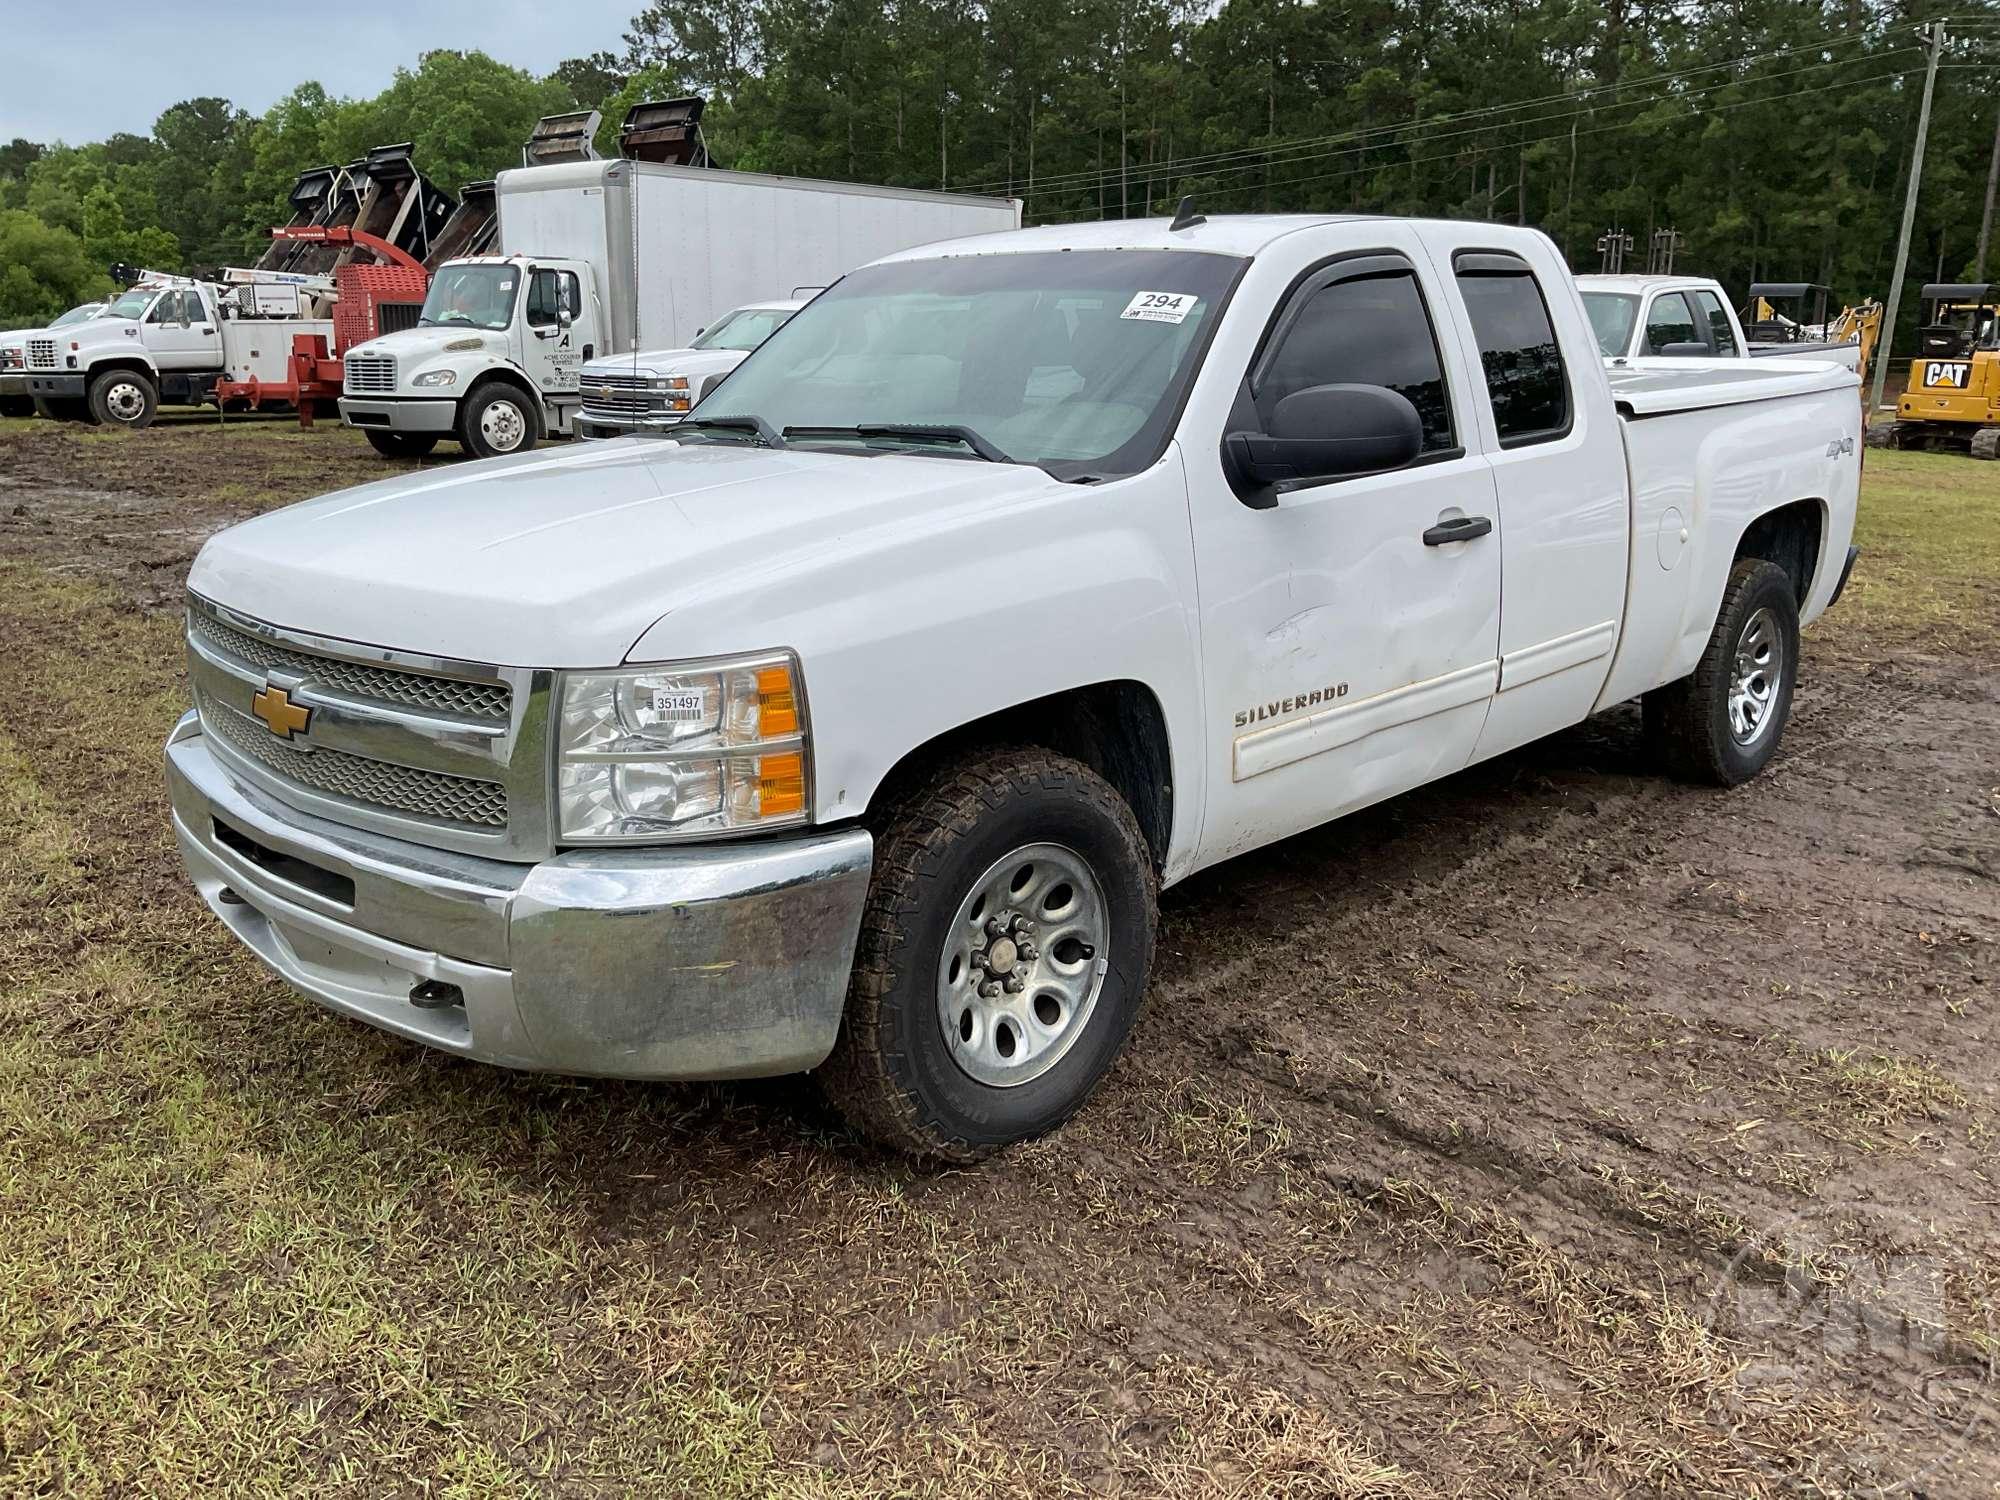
[16,279,332,427]
[337,160,1019,459]
[1578,273,1863,373]
[169,213,1861,1162]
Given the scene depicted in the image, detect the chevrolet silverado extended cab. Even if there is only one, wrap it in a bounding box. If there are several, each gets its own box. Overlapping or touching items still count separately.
[168,214,1861,1161]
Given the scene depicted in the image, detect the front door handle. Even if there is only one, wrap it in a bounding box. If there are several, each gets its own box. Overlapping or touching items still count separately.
[1423,515,1493,546]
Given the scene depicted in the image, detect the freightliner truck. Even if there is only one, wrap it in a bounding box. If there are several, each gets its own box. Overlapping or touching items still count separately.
[169,211,1862,1161]
[337,160,1019,459]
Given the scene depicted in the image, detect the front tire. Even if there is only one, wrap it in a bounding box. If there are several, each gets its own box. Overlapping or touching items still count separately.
[1645,558,1800,785]
[364,429,440,459]
[819,748,1158,1163]
[0,396,31,418]
[456,384,537,459]
[88,369,157,429]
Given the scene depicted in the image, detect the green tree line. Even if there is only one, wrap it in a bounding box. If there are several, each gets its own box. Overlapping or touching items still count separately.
[3,1,1998,330]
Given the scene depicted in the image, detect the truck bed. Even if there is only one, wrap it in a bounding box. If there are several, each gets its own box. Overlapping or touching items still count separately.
[1606,357,1858,415]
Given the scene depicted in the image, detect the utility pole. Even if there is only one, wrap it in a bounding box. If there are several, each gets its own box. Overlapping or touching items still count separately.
[1596,227,1634,274]
[1978,99,2000,282]
[1871,20,1945,417]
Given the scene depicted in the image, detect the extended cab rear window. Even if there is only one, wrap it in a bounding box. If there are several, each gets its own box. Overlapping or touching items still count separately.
[1452,252,1572,448]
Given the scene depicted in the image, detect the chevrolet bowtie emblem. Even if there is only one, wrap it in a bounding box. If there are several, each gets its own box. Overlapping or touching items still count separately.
[251,683,312,739]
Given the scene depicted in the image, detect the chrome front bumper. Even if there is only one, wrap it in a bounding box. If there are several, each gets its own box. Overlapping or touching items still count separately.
[338,396,459,434]
[166,711,873,1080]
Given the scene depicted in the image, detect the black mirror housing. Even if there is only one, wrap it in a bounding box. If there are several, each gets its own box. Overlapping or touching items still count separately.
[1657,341,1709,357]
[1225,383,1424,497]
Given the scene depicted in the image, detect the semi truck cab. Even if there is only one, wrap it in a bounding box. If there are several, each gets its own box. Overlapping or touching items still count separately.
[339,256,603,459]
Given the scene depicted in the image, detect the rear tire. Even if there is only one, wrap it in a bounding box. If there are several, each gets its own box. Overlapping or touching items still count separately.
[818,748,1158,1163]
[87,369,157,429]
[364,430,440,459]
[1644,558,1800,786]
[0,396,31,419]
[456,383,537,459]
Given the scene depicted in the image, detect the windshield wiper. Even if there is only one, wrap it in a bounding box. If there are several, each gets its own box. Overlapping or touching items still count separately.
[676,414,784,447]
[782,423,1014,464]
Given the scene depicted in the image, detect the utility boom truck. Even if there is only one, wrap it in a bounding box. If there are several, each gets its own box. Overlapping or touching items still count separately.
[339,103,1019,459]
[19,276,334,428]
[170,212,1862,1163]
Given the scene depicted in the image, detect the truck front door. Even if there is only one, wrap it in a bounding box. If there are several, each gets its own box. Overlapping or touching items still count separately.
[521,267,587,401]
[145,289,217,372]
[1189,242,1503,859]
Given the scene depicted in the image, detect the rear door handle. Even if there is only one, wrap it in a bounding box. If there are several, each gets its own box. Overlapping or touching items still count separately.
[1423,515,1493,546]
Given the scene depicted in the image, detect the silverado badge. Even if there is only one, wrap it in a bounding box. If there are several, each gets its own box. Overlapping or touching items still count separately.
[251,683,312,740]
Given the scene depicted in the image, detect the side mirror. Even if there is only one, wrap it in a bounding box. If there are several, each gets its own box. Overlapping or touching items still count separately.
[557,307,574,327]
[1224,383,1423,498]
[1658,341,1709,357]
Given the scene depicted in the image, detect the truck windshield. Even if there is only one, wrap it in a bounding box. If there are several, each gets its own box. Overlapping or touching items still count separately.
[693,307,795,353]
[1582,293,1639,357]
[105,290,155,320]
[419,265,518,332]
[691,249,1245,480]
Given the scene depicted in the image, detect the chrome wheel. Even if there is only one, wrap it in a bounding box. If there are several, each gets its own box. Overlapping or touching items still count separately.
[104,380,147,422]
[1728,605,1783,746]
[936,843,1110,1089]
[479,398,527,452]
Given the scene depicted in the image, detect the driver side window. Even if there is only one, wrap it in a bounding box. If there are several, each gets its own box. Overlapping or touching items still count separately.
[146,292,186,325]
[1254,269,1457,456]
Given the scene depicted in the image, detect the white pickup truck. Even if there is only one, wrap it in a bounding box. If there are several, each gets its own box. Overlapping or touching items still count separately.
[167,214,1861,1161]
[1578,274,1863,374]
[0,301,108,416]
[574,297,807,438]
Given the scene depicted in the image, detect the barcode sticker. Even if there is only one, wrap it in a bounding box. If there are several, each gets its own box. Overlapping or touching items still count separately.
[1121,291,1198,324]
[649,688,705,720]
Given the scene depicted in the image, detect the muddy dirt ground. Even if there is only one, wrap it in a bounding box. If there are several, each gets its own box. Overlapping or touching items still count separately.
[1,420,1996,1496]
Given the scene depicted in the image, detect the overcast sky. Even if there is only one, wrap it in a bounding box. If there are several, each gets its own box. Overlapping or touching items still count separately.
[3,2,633,145]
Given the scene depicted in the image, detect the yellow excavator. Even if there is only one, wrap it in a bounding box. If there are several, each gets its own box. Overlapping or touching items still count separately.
[1869,283,2000,459]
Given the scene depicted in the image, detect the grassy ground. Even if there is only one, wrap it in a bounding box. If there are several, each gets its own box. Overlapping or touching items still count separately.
[0,425,1996,1495]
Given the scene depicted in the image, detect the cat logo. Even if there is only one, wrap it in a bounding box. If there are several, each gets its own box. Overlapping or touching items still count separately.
[1923,360,1972,389]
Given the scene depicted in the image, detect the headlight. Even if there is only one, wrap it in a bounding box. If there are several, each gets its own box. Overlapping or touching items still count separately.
[557,652,809,842]
[650,376,689,392]
[651,375,690,413]
[412,370,458,388]
[0,349,19,371]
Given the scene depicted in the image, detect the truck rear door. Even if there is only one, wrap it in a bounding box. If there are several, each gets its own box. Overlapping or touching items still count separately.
[1417,233,1630,764]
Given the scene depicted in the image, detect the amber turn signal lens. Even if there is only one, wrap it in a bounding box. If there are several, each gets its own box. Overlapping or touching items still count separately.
[756,666,799,737]
[757,751,806,816]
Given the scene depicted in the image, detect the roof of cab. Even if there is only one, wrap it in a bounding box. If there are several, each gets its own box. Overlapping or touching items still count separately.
[867,212,1551,266]
[1575,274,1722,294]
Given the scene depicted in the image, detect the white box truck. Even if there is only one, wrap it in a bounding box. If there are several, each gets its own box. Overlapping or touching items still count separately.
[338,160,1020,459]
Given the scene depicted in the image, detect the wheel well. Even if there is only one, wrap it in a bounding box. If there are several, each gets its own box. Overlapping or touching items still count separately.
[87,359,156,385]
[868,681,1175,871]
[466,371,545,436]
[1734,499,1824,606]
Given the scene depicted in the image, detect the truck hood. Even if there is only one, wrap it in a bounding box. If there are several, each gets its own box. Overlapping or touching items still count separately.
[65,320,145,354]
[584,347,744,381]
[188,437,1069,666]
[347,326,507,362]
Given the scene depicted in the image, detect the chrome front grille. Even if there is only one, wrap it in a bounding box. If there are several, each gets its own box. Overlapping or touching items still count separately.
[199,690,508,829]
[27,337,57,370]
[344,354,396,394]
[186,593,552,860]
[582,372,674,424]
[191,612,509,722]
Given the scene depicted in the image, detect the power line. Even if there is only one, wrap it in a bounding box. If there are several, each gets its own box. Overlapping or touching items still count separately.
[1029,63,1924,222]
[1022,54,1922,212]
[951,23,1919,197]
